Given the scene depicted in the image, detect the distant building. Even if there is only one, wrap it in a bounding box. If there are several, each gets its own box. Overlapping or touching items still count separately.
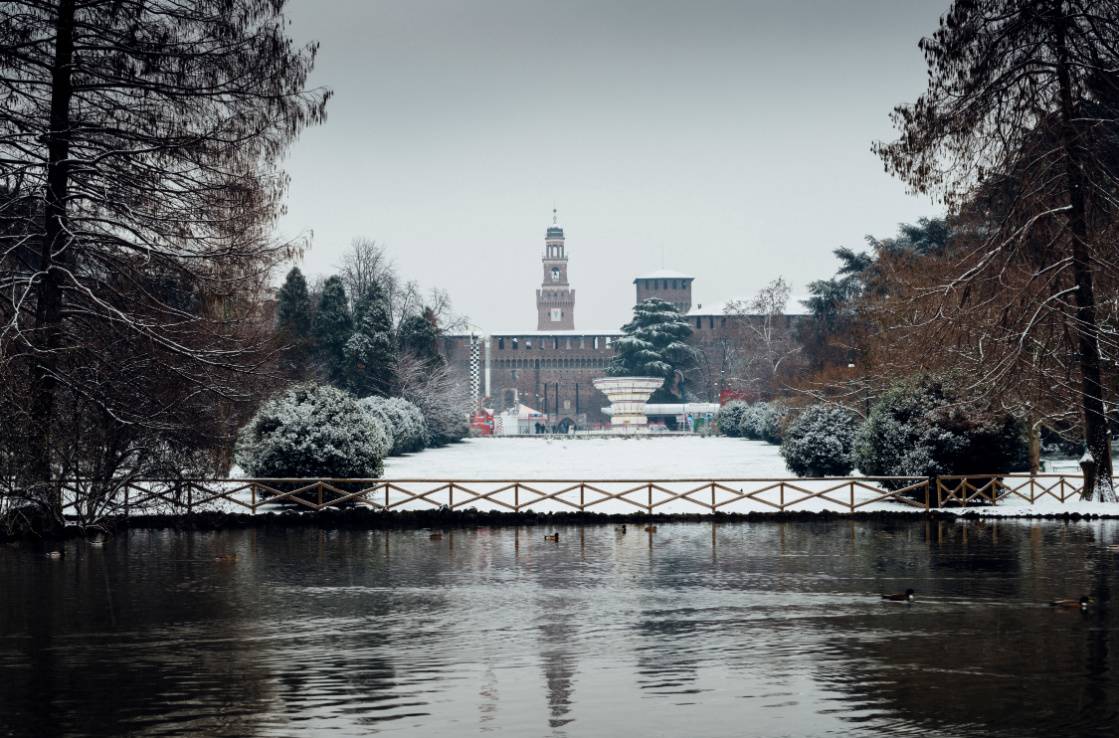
[442,214,811,430]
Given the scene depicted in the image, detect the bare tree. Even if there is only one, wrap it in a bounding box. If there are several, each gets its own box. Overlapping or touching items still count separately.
[393,351,472,445]
[0,0,329,526]
[722,277,804,399]
[340,238,398,311]
[874,0,1119,500]
[339,238,468,332]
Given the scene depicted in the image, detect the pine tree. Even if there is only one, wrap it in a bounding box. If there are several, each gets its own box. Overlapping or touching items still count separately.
[276,267,313,378]
[277,267,312,336]
[399,307,443,367]
[607,298,697,401]
[344,287,396,396]
[312,277,352,386]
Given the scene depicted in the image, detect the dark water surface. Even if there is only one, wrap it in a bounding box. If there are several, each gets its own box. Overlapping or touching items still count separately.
[2,519,1118,737]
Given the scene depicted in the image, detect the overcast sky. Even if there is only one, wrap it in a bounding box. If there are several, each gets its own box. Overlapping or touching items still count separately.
[276,0,949,331]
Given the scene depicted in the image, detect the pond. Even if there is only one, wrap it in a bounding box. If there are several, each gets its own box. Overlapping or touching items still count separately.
[2,519,1117,737]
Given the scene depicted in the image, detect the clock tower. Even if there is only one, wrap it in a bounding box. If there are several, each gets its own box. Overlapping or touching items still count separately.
[536,210,575,330]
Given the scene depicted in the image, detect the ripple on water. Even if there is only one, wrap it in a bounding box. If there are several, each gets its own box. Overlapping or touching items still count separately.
[2,520,1118,737]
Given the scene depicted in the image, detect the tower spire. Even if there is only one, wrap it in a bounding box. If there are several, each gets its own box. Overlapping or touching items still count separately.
[553,206,557,225]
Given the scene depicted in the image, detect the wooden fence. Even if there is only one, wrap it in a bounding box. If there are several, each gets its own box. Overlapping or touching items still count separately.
[49,473,1090,520]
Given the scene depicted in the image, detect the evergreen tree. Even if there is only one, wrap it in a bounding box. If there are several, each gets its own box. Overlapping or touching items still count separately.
[276,267,313,379]
[277,267,312,336]
[607,298,697,401]
[312,276,352,386]
[399,307,443,367]
[344,287,396,396]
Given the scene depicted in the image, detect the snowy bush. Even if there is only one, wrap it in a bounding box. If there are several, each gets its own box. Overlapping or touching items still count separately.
[235,384,390,478]
[739,402,787,444]
[394,353,472,448]
[780,404,860,477]
[853,376,1028,484]
[716,401,749,437]
[359,396,427,455]
[422,402,470,447]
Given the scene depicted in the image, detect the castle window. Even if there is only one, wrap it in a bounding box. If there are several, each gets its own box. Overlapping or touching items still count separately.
[593,336,599,350]
[526,339,533,349]
[696,318,701,329]
[565,338,571,350]
[512,338,519,350]
[551,267,560,282]
[498,337,505,350]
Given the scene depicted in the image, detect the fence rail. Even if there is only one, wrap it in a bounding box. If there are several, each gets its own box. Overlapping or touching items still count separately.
[44,474,1092,520]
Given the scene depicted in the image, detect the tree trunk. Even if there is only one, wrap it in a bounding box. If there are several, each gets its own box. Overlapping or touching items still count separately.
[1028,419,1042,476]
[1053,8,1115,502]
[29,0,77,523]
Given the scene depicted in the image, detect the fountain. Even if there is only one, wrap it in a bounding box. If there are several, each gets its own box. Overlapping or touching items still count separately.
[592,376,665,431]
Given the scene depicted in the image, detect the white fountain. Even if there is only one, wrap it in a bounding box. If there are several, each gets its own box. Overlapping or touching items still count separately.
[592,376,665,432]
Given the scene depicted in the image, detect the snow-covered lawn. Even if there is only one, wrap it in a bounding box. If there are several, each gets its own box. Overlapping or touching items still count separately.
[384,436,792,479]
[378,436,910,514]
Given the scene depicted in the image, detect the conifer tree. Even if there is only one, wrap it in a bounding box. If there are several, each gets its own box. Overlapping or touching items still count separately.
[344,287,396,396]
[399,307,443,367]
[874,0,1119,501]
[607,298,697,401]
[276,267,313,378]
[312,277,352,386]
[0,0,328,521]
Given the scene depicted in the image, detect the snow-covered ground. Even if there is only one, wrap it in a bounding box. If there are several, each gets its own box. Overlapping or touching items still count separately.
[384,436,792,479]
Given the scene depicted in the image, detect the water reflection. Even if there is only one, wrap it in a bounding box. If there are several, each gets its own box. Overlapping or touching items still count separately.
[1,519,1118,737]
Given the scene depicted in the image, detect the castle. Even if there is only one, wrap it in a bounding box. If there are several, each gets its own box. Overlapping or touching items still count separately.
[441,214,807,430]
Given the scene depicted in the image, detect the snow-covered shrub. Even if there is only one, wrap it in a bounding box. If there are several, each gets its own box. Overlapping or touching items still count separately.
[853,376,1027,485]
[235,384,390,478]
[716,401,749,437]
[422,402,470,447]
[359,396,427,455]
[780,404,860,477]
[395,353,472,448]
[739,402,787,444]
